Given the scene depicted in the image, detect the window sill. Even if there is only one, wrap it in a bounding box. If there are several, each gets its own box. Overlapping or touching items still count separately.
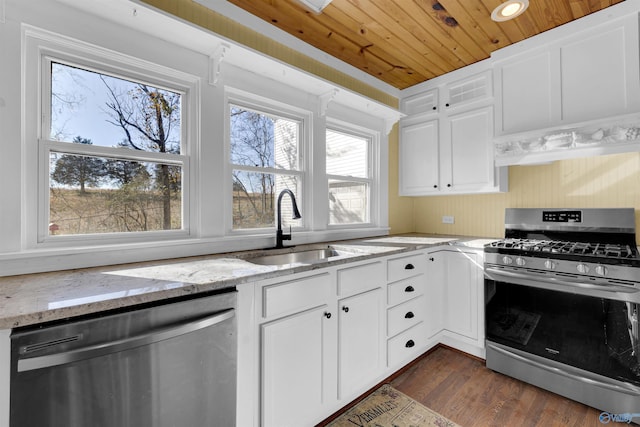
[0,227,390,277]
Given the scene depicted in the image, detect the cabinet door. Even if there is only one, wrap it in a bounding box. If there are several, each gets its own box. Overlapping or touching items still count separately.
[495,50,557,135]
[401,89,438,115]
[443,70,492,110]
[443,251,479,340]
[425,254,444,339]
[261,305,333,427]
[445,106,496,193]
[560,18,640,123]
[399,120,439,195]
[338,288,384,399]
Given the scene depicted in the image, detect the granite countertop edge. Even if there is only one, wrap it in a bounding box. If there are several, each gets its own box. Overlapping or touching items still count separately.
[0,234,496,329]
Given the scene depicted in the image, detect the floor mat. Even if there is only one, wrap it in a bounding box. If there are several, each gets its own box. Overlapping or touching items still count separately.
[326,384,460,427]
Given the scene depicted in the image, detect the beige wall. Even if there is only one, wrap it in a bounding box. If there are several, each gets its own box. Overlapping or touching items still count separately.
[387,124,414,234]
[408,152,640,240]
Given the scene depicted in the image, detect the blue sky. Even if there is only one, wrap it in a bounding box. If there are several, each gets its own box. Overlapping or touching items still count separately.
[50,62,181,150]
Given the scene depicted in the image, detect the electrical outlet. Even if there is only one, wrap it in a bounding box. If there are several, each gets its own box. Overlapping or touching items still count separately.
[442,215,454,224]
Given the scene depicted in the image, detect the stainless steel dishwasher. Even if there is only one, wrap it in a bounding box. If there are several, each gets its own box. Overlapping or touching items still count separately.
[9,288,237,427]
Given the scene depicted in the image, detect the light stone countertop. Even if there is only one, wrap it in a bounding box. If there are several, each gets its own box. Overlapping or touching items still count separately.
[0,235,497,329]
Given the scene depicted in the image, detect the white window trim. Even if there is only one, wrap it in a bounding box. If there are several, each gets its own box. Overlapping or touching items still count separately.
[23,25,201,249]
[39,140,190,245]
[0,10,396,276]
[325,118,381,229]
[224,87,312,236]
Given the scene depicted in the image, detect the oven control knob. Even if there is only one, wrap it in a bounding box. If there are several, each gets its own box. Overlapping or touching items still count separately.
[515,257,526,266]
[577,263,590,274]
[544,260,556,270]
[502,256,513,265]
[595,265,608,276]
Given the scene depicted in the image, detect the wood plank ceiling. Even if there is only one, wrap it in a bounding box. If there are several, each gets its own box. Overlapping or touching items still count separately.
[226,0,623,89]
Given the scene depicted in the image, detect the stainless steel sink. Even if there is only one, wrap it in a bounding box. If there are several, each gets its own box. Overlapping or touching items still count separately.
[246,248,342,266]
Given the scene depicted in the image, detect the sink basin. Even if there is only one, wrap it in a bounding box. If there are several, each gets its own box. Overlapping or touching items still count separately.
[247,248,342,266]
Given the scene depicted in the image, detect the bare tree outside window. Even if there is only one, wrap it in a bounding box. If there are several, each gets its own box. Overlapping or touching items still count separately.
[102,78,181,230]
[230,105,301,229]
[48,62,183,236]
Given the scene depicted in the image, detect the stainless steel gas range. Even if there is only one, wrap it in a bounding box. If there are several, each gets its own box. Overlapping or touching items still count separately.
[484,208,640,415]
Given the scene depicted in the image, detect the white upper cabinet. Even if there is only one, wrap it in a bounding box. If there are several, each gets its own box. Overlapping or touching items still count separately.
[399,120,439,195]
[494,13,640,138]
[559,21,640,123]
[400,88,439,115]
[443,70,492,111]
[445,106,499,193]
[495,49,556,135]
[399,65,507,196]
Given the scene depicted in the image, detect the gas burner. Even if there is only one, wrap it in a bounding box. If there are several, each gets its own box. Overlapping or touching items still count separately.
[487,238,638,261]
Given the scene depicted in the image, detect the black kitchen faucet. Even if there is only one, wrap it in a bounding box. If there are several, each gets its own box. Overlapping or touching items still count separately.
[275,189,301,249]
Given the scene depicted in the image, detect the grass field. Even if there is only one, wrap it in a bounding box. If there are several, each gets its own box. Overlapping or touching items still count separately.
[49,188,181,235]
[49,188,279,235]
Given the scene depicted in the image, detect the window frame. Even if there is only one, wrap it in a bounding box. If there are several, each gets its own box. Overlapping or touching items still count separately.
[25,30,200,248]
[224,88,311,235]
[325,119,379,229]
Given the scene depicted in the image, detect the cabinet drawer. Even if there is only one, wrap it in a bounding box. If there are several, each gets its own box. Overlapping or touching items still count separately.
[387,295,425,337]
[388,253,426,283]
[388,322,426,368]
[387,275,425,306]
[337,261,385,297]
[262,273,332,318]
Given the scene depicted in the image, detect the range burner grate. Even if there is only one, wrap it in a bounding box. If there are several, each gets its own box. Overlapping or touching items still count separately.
[488,239,637,260]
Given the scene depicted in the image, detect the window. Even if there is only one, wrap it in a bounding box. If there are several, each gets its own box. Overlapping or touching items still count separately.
[43,60,187,238]
[229,103,303,230]
[326,128,372,225]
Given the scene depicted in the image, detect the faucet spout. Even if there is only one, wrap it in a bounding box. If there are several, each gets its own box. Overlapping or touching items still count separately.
[275,189,301,249]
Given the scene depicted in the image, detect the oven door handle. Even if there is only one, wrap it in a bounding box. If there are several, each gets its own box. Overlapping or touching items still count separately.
[17,308,235,372]
[487,342,640,396]
[485,267,640,294]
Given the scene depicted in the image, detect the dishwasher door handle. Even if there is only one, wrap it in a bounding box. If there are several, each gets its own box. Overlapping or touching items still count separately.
[17,308,235,372]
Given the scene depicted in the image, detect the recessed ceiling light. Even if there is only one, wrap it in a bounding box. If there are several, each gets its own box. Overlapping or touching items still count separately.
[491,0,529,22]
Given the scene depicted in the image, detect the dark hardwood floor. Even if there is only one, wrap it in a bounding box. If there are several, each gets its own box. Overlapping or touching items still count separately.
[389,346,604,427]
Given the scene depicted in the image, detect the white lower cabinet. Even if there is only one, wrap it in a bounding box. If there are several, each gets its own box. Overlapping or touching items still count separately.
[256,262,385,427]
[258,272,335,427]
[246,248,486,427]
[261,305,334,427]
[386,252,434,370]
[425,254,444,339]
[428,249,485,358]
[338,288,384,399]
[387,321,427,367]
